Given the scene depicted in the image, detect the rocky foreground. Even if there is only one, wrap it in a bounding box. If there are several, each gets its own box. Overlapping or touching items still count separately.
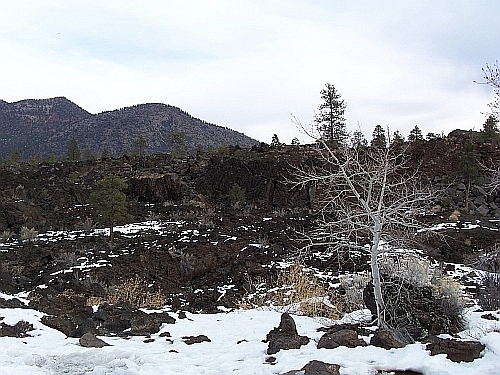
[0,142,499,373]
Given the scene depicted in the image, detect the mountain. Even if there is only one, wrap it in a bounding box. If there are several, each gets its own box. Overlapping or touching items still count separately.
[0,97,259,159]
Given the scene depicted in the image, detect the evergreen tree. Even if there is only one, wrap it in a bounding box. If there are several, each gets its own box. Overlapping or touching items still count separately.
[314,83,347,147]
[83,149,96,161]
[458,137,481,211]
[371,125,387,148]
[43,153,57,164]
[134,135,147,157]
[67,137,81,162]
[482,114,499,140]
[167,130,188,157]
[89,175,131,242]
[390,130,405,146]
[121,148,129,158]
[29,154,42,166]
[426,132,438,140]
[350,129,367,148]
[101,148,110,160]
[270,134,282,148]
[408,125,423,142]
[6,149,22,166]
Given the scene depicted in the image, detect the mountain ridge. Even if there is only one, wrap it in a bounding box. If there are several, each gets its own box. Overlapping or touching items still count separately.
[0,97,259,159]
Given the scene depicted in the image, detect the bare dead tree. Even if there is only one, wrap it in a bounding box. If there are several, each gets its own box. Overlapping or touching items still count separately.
[478,61,500,193]
[479,61,500,118]
[290,116,438,328]
[480,160,500,194]
[489,164,500,194]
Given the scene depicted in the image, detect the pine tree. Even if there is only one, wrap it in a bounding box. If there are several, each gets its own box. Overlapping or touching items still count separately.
[426,132,438,141]
[408,125,423,142]
[134,135,147,157]
[270,134,282,148]
[83,149,96,161]
[67,137,81,162]
[390,130,405,146]
[371,125,387,148]
[350,129,367,148]
[29,154,42,166]
[482,114,499,140]
[89,175,131,241]
[6,149,22,165]
[101,148,110,160]
[43,153,57,164]
[314,83,347,147]
[458,137,481,211]
[167,130,188,157]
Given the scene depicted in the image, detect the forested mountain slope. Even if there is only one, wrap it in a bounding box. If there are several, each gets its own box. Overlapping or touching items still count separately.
[0,97,258,159]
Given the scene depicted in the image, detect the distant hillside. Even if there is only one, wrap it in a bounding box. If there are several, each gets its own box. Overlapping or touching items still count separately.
[0,97,259,159]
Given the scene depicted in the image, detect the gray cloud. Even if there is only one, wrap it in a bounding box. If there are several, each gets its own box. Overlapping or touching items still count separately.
[0,1,497,144]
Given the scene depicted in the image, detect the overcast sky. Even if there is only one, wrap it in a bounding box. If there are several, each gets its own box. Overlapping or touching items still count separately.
[0,1,499,144]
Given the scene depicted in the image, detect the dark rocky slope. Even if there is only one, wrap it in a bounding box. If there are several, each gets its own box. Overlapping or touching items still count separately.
[0,139,498,339]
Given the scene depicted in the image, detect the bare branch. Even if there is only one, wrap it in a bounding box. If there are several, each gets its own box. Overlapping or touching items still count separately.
[289,117,440,328]
[478,61,500,118]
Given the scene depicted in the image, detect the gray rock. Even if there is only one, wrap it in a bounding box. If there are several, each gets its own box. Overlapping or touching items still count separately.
[265,313,310,355]
[0,321,33,338]
[477,204,490,217]
[281,360,341,375]
[370,329,412,349]
[445,187,457,196]
[472,185,487,197]
[426,337,485,362]
[317,329,367,349]
[79,332,110,348]
[182,335,211,345]
[474,196,485,206]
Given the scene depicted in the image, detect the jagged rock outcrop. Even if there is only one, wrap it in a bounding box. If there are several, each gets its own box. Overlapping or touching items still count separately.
[264,313,310,354]
[317,329,367,349]
[0,321,33,338]
[79,332,110,348]
[370,329,413,349]
[425,336,485,362]
[281,360,341,375]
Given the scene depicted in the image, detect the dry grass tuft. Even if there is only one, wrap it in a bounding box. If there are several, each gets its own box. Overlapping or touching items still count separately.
[20,226,38,241]
[86,276,167,309]
[240,262,342,320]
[432,276,466,316]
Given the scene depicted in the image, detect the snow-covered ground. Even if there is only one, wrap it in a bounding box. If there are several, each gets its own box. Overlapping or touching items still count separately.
[1,216,499,374]
[1,299,499,375]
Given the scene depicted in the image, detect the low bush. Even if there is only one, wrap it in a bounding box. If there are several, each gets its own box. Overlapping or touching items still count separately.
[168,246,194,277]
[380,254,430,288]
[338,272,370,312]
[477,273,500,311]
